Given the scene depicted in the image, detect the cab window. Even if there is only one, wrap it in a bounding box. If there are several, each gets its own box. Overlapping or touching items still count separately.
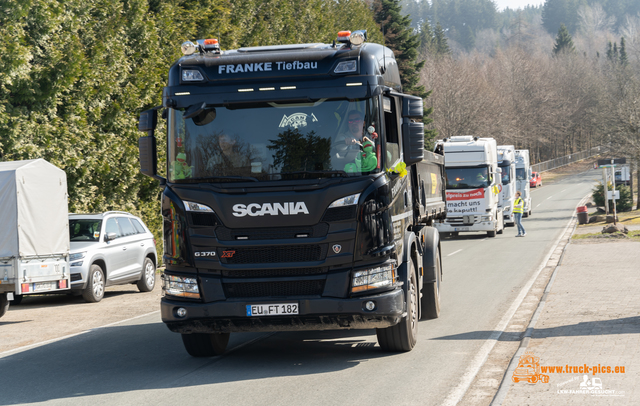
[383,96,401,168]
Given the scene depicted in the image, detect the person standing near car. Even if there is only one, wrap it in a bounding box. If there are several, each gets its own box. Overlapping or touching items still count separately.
[514,191,526,237]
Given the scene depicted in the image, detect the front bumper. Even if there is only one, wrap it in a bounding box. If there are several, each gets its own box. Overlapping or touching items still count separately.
[161,287,405,333]
[435,221,497,233]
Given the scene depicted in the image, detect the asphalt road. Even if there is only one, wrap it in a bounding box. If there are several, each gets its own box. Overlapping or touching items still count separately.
[0,170,598,406]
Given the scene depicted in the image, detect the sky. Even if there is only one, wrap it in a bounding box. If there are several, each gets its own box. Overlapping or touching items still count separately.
[493,0,545,11]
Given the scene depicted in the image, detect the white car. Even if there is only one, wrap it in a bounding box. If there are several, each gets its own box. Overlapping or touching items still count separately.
[69,211,158,302]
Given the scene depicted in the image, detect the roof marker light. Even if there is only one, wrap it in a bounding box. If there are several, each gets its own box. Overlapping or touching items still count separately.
[337,30,352,43]
[202,38,221,53]
[238,88,254,92]
[346,82,362,87]
[175,92,191,96]
[259,87,275,91]
[280,86,297,90]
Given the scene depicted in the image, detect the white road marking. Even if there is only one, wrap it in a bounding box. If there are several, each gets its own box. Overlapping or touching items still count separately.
[0,310,160,358]
[546,196,553,200]
[536,204,541,208]
[441,198,582,406]
[561,189,567,192]
[447,249,463,257]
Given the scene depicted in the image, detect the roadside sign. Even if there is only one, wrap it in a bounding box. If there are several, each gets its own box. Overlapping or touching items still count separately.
[597,158,626,168]
[607,191,620,200]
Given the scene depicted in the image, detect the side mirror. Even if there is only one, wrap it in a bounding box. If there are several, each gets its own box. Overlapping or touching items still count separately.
[138,108,166,184]
[402,121,424,166]
[402,95,423,119]
[104,232,117,242]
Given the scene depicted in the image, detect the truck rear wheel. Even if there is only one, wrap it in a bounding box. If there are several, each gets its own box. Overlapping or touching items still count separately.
[181,333,230,357]
[0,293,9,318]
[376,261,418,352]
[421,247,441,320]
[487,230,496,237]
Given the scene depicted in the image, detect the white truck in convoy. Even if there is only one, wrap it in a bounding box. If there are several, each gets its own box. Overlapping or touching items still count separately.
[435,136,504,237]
[515,150,532,217]
[497,145,516,226]
[0,159,71,318]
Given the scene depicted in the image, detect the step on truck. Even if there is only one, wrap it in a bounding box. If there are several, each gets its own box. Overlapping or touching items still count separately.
[515,150,532,217]
[0,159,71,318]
[434,136,504,237]
[497,145,516,226]
[137,31,447,356]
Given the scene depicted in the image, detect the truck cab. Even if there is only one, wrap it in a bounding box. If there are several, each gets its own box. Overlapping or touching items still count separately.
[497,145,516,226]
[138,31,446,356]
[434,136,504,237]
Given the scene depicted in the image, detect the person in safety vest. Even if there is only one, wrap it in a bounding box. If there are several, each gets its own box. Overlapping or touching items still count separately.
[514,191,526,237]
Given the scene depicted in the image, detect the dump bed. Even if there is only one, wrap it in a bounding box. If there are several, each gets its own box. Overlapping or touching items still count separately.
[0,159,70,259]
[413,151,447,223]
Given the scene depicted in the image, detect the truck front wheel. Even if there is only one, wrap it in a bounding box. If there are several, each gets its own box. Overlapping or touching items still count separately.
[376,261,418,352]
[421,246,441,320]
[0,293,9,318]
[181,333,230,357]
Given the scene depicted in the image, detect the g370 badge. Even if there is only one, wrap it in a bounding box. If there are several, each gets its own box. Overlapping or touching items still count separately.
[194,251,216,257]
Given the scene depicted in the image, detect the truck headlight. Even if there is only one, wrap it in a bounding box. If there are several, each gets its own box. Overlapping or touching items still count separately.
[183,201,214,212]
[163,275,200,298]
[69,252,85,261]
[329,193,360,208]
[481,215,493,221]
[351,264,395,293]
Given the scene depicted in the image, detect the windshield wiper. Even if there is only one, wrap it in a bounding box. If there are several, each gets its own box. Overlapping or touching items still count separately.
[194,176,259,183]
[280,170,349,179]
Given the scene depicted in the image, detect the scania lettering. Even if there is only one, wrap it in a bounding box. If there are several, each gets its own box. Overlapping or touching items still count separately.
[434,136,504,237]
[232,202,309,217]
[515,150,532,217]
[497,145,516,226]
[138,31,447,356]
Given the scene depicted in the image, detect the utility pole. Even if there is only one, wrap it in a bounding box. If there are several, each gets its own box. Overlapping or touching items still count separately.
[611,166,617,225]
[602,166,609,215]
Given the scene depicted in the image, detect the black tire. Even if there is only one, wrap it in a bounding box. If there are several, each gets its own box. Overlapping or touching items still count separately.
[82,264,105,303]
[12,294,23,305]
[181,333,230,357]
[0,293,9,318]
[376,261,418,352]
[136,258,156,292]
[421,247,441,320]
[487,230,496,237]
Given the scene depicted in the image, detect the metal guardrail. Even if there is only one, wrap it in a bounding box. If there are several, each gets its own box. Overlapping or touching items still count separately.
[532,146,606,173]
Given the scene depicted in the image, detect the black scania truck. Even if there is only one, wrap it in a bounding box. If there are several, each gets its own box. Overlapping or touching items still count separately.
[138,30,446,356]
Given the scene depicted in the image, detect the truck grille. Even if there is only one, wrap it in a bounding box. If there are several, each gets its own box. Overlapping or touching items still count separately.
[189,212,218,227]
[221,267,327,278]
[215,224,329,241]
[218,245,327,264]
[223,280,325,298]
[322,206,357,222]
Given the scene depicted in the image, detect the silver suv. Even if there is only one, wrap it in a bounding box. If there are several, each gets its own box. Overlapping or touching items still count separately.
[69,212,158,302]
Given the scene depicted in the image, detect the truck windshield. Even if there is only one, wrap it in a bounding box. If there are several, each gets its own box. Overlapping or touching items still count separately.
[167,98,382,182]
[516,168,526,180]
[445,167,490,189]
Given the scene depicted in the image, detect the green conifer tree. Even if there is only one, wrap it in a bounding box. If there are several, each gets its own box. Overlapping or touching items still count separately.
[434,22,451,55]
[552,23,575,55]
[620,37,628,66]
[373,0,437,145]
